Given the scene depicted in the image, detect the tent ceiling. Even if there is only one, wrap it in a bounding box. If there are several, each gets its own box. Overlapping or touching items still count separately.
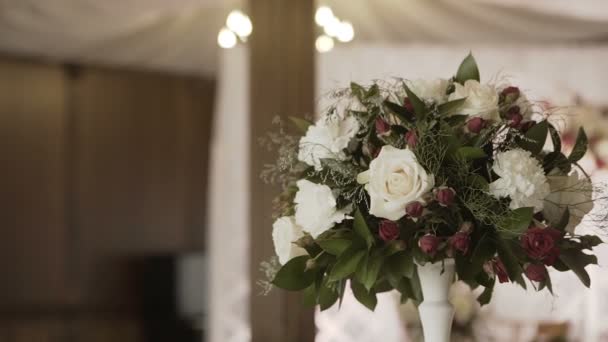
[0,0,607,76]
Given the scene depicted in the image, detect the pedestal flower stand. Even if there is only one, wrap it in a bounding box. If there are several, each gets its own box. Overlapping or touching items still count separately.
[417,259,456,342]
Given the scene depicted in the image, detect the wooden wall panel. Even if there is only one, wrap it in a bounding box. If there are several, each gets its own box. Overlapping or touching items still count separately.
[0,59,69,308]
[249,1,315,341]
[69,68,211,309]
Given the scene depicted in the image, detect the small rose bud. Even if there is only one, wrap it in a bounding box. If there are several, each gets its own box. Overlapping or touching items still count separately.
[405,201,424,218]
[449,231,471,255]
[375,116,391,135]
[418,234,441,257]
[379,220,400,242]
[524,263,547,282]
[405,130,418,148]
[493,258,510,283]
[435,187,456,207]
[507,106,523,128]
[403,98,414,112]
[467,117,486,134]
[459,221,474,233]
[501,86,520,102]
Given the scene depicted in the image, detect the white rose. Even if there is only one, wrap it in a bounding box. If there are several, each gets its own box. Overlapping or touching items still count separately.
[357,145,435,221]
[543,171,594,234]
[272,216,307,265]
[489,149,550,212]
[407,78,449,104]
[298,104,360,171]
[448,80,499,121]
[294,179,349,238]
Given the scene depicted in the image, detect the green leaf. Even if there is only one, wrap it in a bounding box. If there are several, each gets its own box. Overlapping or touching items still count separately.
[477,283,494,306]
[288,116,313,133]
[351,280,378,311]
[350,82,366,100]
[553,208,570,232]
[437,98,467,116]
[455,53,480,84]
[403,83,428,120]
[543,151,571,174]
[318,279,339,311]
[579,235,603,249]
[444,114,469,127]
[384,100,414,123]
[387,251,415,279]
[353,209,375,249]
[362,252,385,291]
[456,146,487,160]
[272,256,315,290]
[499,207,534,238]
[409,268,424,302]
[548,123,562,152]
[496,239,526,289]
[317,238,352,256]
[559,249,597,287]
[568,127,588,163]
[329,249,366,281]
[518,120,548,155]
[302,283,318,307]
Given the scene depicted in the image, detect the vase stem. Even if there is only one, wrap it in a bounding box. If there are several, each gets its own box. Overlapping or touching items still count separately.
[416,259,455,342]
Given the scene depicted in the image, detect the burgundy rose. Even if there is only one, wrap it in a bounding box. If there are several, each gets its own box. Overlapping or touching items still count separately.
[379,220,400,242]
[449,231,471,255]
[543,247,560,266]
[405,201,424,218]
[521,226,562,262]
[493,258,510,283]
[375,116,391,135]
[405,130,418,148]
[403,98,414,113]
[419,234,441,257]
[525,263,547,282]
[507,106,523,128]
[501,86,520,102]
[435,187,456,207]
[467,117,486,134]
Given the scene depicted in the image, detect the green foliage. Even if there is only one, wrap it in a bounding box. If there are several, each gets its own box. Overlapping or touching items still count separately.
[353,209,375,249]
[437,98,467,116]
[402,82,429,120]
[568,127,588,162]
[498,207,534,238]
[518,120,548,155]
[456,146,487,160]
[559,249,597,287]
[351,280,378,311]
[329,248,366,281]
[383,100,414,123]
[317,238,352,255]
[455,53,480,83]
[272,256,315,290]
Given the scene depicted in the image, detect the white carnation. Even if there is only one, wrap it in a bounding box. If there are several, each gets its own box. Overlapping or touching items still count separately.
[543,171,594,234]
[448,80,499,121]
[407,78,449,104]
[272,216,307,265]
[357,145,435,220]
[297,99,361,171]
[489,149,550,212]
[294,179,349,238]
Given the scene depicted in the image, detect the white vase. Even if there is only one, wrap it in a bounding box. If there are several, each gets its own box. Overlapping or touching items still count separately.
[416,258,456,342]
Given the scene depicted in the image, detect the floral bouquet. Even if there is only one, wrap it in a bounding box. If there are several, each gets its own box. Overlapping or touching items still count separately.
[263,54,603,314]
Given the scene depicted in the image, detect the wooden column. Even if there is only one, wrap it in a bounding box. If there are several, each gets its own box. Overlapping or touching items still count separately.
[249,1,315,341]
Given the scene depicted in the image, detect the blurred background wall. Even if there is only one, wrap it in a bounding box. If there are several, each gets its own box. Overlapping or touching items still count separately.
[0,56,213,341]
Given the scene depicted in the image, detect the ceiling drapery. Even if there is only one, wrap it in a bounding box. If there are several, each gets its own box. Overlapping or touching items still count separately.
[0,0,607,75]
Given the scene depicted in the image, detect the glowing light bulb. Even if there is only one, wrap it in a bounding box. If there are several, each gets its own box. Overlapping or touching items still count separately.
[336,21,354,42]
[315,6,334,27]
[315,35,334,53]
[323,16,341,37]
[227,10,253,38]
[218,28,237,48]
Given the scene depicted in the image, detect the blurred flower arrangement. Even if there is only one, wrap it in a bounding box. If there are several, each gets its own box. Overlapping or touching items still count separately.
[260,54,606,312]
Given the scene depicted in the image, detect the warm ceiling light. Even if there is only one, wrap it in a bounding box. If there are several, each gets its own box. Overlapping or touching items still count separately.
[315,35,334,53]
[218,28,237,49]
[226,10,252,38]
[315,6,334,27]
[336,21,354,42]
[323,16,341,37]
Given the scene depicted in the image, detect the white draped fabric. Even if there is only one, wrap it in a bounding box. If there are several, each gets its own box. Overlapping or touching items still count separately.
[1,0,608,75]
